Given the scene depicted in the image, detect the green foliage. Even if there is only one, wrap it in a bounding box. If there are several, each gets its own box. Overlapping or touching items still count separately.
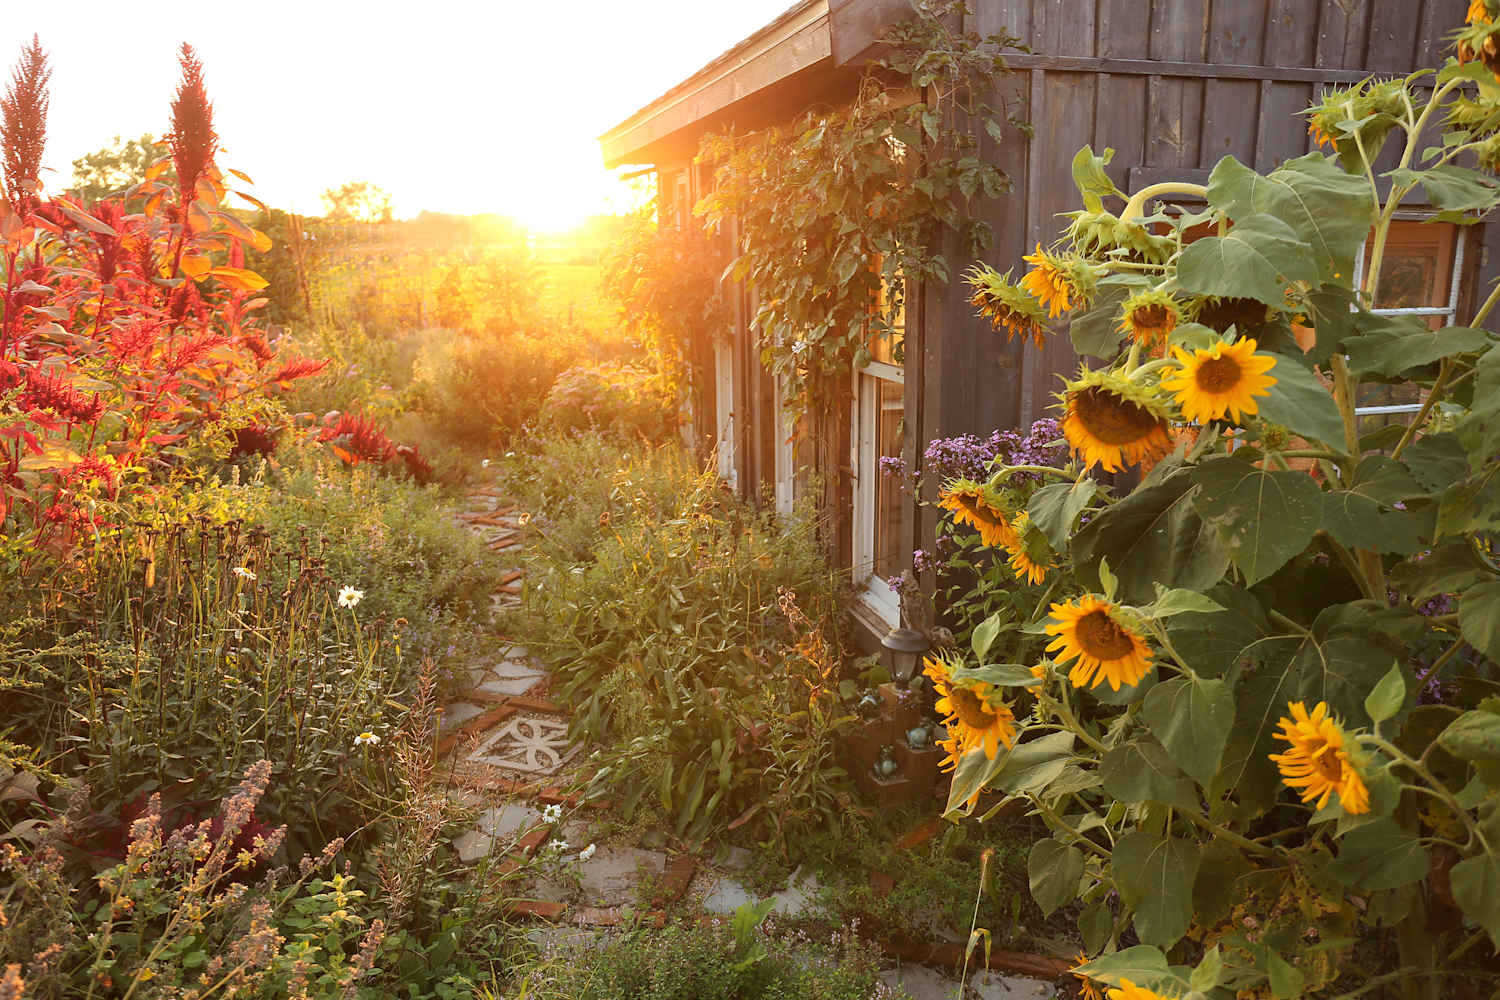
[512,902,897,1000]
[943,36,1500,998]
[698,0,1021,416]
[67,132,160,202]
[502,434,854,849]
[541,362,678,442]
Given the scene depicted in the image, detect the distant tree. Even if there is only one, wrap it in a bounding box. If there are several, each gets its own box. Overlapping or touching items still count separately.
[320,180,392,223]
[69,132,160,203]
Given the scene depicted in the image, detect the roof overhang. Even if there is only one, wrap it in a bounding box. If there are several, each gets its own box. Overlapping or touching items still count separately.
[599,0,833,168]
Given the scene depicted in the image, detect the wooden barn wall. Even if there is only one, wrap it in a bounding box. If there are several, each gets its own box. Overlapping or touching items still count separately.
[919,0,1479,452]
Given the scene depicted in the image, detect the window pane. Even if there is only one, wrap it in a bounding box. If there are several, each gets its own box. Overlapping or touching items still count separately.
[874,379,904,580]
[1366,221,1456,319]
[869,269,905,366]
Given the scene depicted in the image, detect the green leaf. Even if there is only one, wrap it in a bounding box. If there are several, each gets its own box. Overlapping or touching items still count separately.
[1451,853,1500,949]
[1071,145,1121,212]
[1028,838,1086,916]
[945,745,1008,816]
[1111,831,1201,949]
[1327,818,1430,891]
[1403,432,1470,493]
[1320,489,1426,556]
[1389,541,1490,600]
[1265,949,1306,1000]
[1069,276,1135,359]
[1460,581,1500,664]
[960,663,1043,688]
[1078,902,1114,955]
[972,611,1004,661]
[1364,663,1406,726]
[1166,585,1270,678]
[1391,164,1500,222]
[1253,353,1348,447]
[1073,473,1232,604]
[991,731,1076,796]
[1190,946,1223,993]
[1454,344,1500,461]
[1147,585,1226,619]
[1143,675,1235,788]
[1437,460,1500,536]
[1192,458,1324,585]
[1073,946,1190,993]
[1343,320,1492,378]
[1100,737,1201,810]
[1176,213,1317,306]
[1207,153,1375,284]
[1438,707,1500,761]
[1028,478,1099,552]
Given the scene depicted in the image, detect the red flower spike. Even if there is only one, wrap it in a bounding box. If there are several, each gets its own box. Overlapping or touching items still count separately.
[1,35,50,214]
[167,44,216,204]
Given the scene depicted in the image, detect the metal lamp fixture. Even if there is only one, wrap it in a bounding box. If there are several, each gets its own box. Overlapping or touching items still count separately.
[881,626,932,686]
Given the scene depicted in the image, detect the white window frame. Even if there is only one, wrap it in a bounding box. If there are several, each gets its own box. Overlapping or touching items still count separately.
[1350,215,1465,420]
[773,375,795,515]
[713,336,738,490]
[852,359,904,627]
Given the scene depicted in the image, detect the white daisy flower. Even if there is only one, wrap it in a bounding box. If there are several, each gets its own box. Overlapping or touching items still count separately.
[354,731,380,747]
[337,586,364,609]
[232,566,256,581]
[482,458,492,468]
[550,838,569,854]
[542,804,563,823]
[579,843,596,862]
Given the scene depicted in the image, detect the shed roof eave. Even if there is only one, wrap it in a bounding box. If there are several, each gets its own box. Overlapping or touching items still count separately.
[598,0,833,168]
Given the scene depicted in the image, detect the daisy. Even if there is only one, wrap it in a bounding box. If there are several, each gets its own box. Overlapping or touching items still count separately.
[337,585,364,609]
[354,731,380,747]
[579,843,597,862]
[232,566,256,581]
[542,803,563,823]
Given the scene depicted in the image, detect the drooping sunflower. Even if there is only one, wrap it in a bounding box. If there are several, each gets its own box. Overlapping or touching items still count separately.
[923,653,1017,768]
[1269,701,1371,815]
[1470,0,1493,25]
[1002,511,1054,586]
[1191,295,1273,337]
[966,264,1050,348]
[1019,243,1090,318]
[1045,596,1153,692]
[1106,980,1178,1000]
[1117,288,1180,348]
[937,478,1019,549]
[1059,368,1174,473]
[1161,337,1278,424]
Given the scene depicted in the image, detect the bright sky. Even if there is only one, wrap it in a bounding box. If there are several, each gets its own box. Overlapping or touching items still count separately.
[3,0,796,231]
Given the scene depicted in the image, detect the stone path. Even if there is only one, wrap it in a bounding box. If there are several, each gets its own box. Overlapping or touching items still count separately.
[438,484,1064,999]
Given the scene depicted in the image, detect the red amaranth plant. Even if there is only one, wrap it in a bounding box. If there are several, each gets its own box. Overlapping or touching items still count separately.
[318,411,397,466]
[0,34,49,213]
[167,44,215,204]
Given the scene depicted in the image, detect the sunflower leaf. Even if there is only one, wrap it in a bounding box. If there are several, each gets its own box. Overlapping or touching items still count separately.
[1029,838,1086,916]
[1111,831,1201,949]
[1176,213,1317,306]
[1452,853,1500,949]
[1327,818,1430,891]
[1142,675,1235,789]
[1100,736,1200,810]
[1192,458,1323,585]
[1252,352,1348,448]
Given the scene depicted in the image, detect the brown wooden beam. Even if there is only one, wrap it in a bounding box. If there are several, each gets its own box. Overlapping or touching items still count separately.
[1001,52,1374,84]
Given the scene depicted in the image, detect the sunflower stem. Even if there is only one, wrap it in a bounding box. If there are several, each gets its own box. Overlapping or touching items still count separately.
[1125,357,1175,381]
[1365,735,1487,854]
[1120,182,1208,223]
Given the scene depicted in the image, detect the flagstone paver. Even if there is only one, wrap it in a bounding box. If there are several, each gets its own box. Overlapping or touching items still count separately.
[576,847,668,906]
[968,971,1054,999]
[476,803,545,838]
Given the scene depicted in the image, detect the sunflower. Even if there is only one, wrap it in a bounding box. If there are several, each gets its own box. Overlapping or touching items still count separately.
[1019,244,1089,318]
[1106,980,1178,1000]
[1162,338,1278,424]
[1191,295,1273,337]
[1471,0,1493,24]
[967,264,1050,348]
[1045,595,1153,692]
[1117,288,1180,347]
[937,478,1019,549]
[923,653,1017,768]
[1070,956,1103,1000]
[1269,701,1371,815]
[1002,511,1053,585]
[1059,368,1174,472]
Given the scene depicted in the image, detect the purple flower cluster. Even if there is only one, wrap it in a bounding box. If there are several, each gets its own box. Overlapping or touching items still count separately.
[911,548,936,575]
[921,417,1065,484]
[878,455,908,479]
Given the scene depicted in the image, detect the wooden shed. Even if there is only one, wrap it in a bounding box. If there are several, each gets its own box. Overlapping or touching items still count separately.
[599,0,1495,642]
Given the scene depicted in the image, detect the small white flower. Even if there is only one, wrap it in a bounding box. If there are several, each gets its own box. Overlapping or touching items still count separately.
[541,804,563,823]
[579,843,596,862]
[549,838,569,854]
[354,731,380,747]
[232,566,256,581]
[482,458,492,468]
[337,585,364,609]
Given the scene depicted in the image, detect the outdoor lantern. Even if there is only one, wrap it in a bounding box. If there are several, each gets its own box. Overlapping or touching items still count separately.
[881,627,931,687]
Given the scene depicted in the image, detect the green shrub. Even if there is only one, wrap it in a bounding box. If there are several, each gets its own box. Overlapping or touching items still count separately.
[503,434,856,849]
[514,901,903,1000]
[408,330,575,451]
[540,362,678,443]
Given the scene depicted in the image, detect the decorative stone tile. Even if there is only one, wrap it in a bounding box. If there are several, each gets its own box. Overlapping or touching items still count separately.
[438,702,485,732]
[468,712,580,775]
[476,803,544,838]
[452,828,498,863]
[480,674,544,697]
[700,876,757,915]
[493,659,544,679]
[577,847,667,906]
